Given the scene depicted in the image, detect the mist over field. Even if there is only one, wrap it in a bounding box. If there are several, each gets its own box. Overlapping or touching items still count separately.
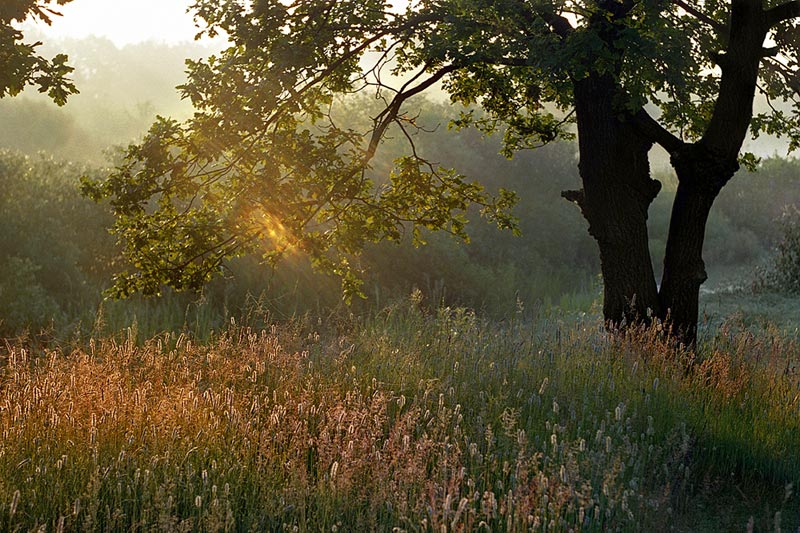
[1,35,799,335]
[2,6,800,530]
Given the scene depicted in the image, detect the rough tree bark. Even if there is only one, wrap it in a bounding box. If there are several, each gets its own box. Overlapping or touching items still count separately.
[566,73,662,326]
[560,3,662,328]
[658,0,771,345]
[566,0,791,346]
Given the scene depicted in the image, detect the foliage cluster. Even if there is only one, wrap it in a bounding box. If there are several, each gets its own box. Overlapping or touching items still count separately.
[0,303,798,531]
[0,118,599,336]
[0,150,116,334]
[0,0,77,105]
[3,129,800,336]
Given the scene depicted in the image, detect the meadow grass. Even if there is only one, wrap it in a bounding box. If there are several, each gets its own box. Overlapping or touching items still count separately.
[0,299,799,531]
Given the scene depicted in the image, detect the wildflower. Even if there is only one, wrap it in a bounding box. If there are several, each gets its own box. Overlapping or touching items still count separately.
[481,491,497,517]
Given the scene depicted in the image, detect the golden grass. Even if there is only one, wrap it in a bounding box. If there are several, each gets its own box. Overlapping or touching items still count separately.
[0,307,798,531]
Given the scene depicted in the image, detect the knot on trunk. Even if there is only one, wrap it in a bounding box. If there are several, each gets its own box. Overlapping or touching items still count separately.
[694,263,709,284]
[671,144,739,195]
[639,177,662,205]
[561,188,586,209]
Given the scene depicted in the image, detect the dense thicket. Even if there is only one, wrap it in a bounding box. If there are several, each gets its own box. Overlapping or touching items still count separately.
[1,136,797,336]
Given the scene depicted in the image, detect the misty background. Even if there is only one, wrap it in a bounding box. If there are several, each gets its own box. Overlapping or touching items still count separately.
[1,30,799,337]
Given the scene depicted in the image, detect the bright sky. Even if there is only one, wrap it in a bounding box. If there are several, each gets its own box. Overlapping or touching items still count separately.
[27,0,209,47]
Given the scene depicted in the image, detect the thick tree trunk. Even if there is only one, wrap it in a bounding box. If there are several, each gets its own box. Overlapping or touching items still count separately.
[560,1,774,343]
[568,74,661,326]
[658,145,739,344]
[657,1,768,346]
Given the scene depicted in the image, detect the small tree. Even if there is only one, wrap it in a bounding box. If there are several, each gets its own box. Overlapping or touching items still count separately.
[87,1,800,344]
[0,0,77,105]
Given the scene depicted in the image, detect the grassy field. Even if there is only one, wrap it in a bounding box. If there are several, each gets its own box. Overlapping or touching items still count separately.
[0,294,799,532]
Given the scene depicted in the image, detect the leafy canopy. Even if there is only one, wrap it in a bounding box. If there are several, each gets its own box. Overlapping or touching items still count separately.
[0,0,78,105]
[87,0,800,299]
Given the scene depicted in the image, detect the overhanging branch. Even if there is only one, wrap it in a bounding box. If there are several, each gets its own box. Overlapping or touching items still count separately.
[536,11,575,38]
[366,63,460,161]
[766,1,800,27]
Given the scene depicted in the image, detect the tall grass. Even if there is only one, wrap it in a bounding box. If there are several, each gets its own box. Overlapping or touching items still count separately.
[0,300,798,531]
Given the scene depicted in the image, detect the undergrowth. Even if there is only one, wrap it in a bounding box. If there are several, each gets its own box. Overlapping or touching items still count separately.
[0,300,798,531]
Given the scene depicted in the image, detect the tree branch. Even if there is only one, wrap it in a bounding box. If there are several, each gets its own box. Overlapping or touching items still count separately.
[763,56,800,95]
[766,1,800,27]
[367,64,460,159]
[537,11,575,38]
[671,0,726,34]
[631,109,685,154]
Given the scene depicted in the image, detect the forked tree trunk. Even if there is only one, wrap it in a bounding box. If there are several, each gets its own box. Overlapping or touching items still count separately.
[562,1,775,344]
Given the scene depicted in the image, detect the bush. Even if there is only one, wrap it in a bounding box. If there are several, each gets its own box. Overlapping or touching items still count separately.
[755,205,800,293]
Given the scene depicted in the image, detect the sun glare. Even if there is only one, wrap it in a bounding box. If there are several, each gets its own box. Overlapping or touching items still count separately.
[253,211,297,256]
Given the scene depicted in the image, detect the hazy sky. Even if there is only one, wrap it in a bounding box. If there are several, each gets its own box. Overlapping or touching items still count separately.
[19,0,794,158]
[28,0,209,46]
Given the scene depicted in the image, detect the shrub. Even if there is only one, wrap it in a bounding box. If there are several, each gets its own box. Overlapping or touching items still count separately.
[755,205,800,293]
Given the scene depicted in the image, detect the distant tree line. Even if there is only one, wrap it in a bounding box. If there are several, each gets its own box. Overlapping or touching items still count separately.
[1,102,799,335]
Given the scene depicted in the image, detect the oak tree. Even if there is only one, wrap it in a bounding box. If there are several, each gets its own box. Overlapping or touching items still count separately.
[87,0,800,344]
[0,0,77,105]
